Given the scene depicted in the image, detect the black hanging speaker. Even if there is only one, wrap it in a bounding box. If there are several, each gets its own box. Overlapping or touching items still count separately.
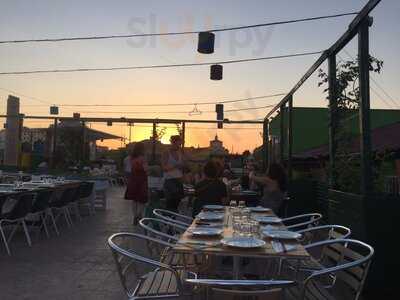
[210,64,223,80]
[73,113,80,119]
[216,104,224,120]
[197,32,215,54]
[107,121,113,126]
[50,106,59,115]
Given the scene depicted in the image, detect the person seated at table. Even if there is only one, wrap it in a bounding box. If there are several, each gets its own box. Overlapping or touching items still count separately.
[249,163,287,213]
[192,161,227,217]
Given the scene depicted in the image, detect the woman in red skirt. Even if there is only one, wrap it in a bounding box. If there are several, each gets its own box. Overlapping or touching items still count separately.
[124,142,148,225]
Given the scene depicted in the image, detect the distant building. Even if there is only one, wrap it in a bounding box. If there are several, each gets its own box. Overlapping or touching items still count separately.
[210,135,223,150]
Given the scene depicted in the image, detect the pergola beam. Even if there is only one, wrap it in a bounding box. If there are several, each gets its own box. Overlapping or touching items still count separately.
[265,0,381,120]
[0,115,263,125]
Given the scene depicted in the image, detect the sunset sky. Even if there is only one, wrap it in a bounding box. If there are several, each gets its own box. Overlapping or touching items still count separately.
[0,0,399,152]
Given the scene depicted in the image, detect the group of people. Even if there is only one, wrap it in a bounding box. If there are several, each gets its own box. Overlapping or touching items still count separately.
[124,134,287,225]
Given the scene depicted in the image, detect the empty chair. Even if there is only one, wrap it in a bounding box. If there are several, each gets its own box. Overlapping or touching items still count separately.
[77,181,95,216]
[108,232,197,300]
[153,209,193,227]
[139,218,207,272]
[282,213,323,231]
[0,192,35,255]
[284,239,374,300]
[282,225,352,277]
[67,185,83,222]
[27,189,54,238]
[50,187,75,228]
[298,225,351,246]
[186,278,296,300]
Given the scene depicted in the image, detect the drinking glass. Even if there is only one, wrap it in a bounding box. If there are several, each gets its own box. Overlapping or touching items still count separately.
[240,222,252,237]
[250,220,260,237]
[229,200,237,211]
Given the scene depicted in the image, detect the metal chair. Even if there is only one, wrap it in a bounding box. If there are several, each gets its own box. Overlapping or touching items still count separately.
[282,213,323,231]
[0,192,35,255]
[284,239,374,300]
[153,209,193,227]
[282,225,352,277]
[50,187,75,228]
[186,278,296,300]
[139,218,208,273]
[298,225,351,246]
[108,232,197,300]
[27,189,54,238]
[67,185,83,222]
[77,181,95,216]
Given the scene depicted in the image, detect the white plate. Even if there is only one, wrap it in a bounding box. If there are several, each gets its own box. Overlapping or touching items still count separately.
[197,212,224,221]
[203,205,224,211]
[221,237,266,249]
[250,206,272,213]
[262,230,302,240]
[252,216,282,224]
[189,227,223,237]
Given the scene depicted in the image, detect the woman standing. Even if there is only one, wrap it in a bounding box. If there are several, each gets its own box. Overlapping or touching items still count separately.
[125,142,148,225]
[249,163,287,213]
[162,135,186,212]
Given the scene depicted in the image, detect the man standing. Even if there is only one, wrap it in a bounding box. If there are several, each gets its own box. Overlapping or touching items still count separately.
[162,135,185,212]
[123,146,133,179]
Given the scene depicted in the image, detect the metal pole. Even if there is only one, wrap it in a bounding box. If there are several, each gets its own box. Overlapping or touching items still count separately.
[129,123,132,144]
[152,122,156,164]
[51,118,58,169]
[328,55,338,189]
[81,121,86,163]
[358,17,373,195]
[279,104,286,162]
[287,95,293,181]
[181,122,186,151]
[262,119,269,171]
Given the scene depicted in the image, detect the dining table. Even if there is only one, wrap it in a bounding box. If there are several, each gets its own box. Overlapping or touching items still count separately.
[173,206,310,279]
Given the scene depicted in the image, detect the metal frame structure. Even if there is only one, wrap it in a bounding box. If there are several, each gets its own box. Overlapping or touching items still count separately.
[0,114,263,167]
[263,0,381,195]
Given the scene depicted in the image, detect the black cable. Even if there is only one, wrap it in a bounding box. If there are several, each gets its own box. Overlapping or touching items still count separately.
[22,93,285,107]
[0,12,358,45]
[0,51,322,76]
[72,103,276,115]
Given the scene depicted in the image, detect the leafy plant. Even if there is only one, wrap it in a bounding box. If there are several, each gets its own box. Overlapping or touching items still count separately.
[318,55,383,193]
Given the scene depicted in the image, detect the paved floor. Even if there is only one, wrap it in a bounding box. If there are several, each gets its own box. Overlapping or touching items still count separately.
[0,187,133,300]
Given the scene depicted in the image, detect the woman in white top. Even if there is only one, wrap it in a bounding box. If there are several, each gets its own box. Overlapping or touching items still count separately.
[162,135,186,211]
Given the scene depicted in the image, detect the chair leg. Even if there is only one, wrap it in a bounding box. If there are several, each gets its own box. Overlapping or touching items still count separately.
[7,223,19,244]
[65,207,74,227]
[73,202,82,221]
[41,213,50,238]
[21,220,32,247]
[47,209,60,236]
[0,223,11,255]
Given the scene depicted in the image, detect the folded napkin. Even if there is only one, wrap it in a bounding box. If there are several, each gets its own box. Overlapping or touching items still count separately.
[271,240,297,253]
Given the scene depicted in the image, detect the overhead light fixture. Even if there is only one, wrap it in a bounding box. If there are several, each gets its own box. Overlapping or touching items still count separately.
[188,104,202,116]
[210,64,223,80]
[50,105,59,115]
[197,32,215,54]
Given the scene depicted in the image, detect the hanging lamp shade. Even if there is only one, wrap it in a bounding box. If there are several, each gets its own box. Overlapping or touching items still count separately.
[50,105,59,115]
[210,64,223,80]
[198,32,215,54]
